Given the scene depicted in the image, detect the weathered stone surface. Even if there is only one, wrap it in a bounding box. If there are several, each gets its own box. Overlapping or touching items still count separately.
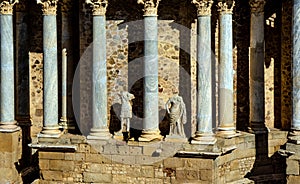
[83,172,112,183]
[287,159,300,175]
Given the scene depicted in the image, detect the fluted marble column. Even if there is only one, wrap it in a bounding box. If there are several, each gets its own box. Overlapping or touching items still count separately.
[0,0,20,132]
[37,0,61,137]
[86,0,111,140]
[216,1,236,137]
[138,0,162,141]
[249,0,267,134]
[191,0,216,144]
[289,0,300,143]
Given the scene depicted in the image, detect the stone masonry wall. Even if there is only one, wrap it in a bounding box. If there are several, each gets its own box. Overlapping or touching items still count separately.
[36,130,287,183]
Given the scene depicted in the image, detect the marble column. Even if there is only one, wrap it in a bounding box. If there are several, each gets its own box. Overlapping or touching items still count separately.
[249,0,267,134]
[86,0,111,140]
[216,1,236,137]
[191,0,216,144]
[289,0,300,143]
[0,0,20,132]
[138,0,161,141]
[37,0,61,137]
[59,48,68,127]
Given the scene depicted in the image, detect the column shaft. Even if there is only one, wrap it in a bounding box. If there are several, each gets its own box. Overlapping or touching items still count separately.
[42,15,60,133]
[217,12,236,135]
[0,14,17,130]
[143,16,158,131]
[92,15,107,130]
[249,3,266,133]
[60,48,67,122]
[196,16,212,134]
[292,0,300,130]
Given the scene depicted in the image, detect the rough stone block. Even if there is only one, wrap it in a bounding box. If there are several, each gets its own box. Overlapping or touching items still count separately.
[143,145,159,156]
[0,131,20,152]
[112,175,127,183]
[199,169,213,181]
[140,166,154,178]
[287,175,300,184]
[176,168,199,181]
[49,160,74,171]
[136,155,162,165]
[41,170,63,181]
[64,153,75,160]
[39,159,49,170]
[78,144,91,153]
[129,146,142,155]
[86,153,112,164]
[111,154,135,165]
[117,145,130,154]
[184,158,213,170]
[75,153,85,161]
[225,169,241,182]
[39,152,64,160]
[83,172,112,183]
[287,159,300,175]
[163,157,184,168]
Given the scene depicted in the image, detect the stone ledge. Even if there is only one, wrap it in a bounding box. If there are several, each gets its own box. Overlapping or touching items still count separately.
[28,143,77,152]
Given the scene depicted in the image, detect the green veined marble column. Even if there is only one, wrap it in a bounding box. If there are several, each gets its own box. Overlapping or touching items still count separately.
[216,1,236,137]
[86,0,111,140]
[37,0,61,137]
[191,0,216,144]
[0,0,19,132]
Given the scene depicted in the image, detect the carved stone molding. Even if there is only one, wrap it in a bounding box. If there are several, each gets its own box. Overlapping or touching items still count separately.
[137,0,160,16]
[37,0,58,15]
[192,0,213,16]
[217,1,235,15]
[0,0,19,15]
[249,0,265,15]
[86,0,108,16]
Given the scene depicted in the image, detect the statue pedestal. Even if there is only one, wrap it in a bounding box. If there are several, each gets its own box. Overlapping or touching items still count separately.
[164,134,187,143]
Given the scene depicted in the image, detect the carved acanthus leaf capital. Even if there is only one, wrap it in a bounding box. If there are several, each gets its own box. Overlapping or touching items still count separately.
[192,0,213,16]
[217,1,235,14]
[249,0,265,15]
[37,0,58,15]
[137,0,160,16]
[86,0,108,16]
[0,0,19,15]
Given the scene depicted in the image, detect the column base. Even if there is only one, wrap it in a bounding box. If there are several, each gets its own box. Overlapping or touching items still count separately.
[288,130,300,144]
[248,121,268,134]
[216,126,239,138]
[191,132,216,145]
[164,134,188,142]
[87,128,111,140]
[38,126,63,143]
[139,129,162,142]
[59,117,76,131]
[0,121,20,133]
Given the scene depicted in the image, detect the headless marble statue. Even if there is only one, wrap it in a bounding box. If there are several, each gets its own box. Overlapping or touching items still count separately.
[165,94,186,137]
[119,91,135,133]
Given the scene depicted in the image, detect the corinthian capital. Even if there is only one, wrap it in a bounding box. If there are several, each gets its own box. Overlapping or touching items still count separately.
[137,0,160,16]
[192,0,213,16]
[86,0,108,16]
[0,0,19,15]
[217,1,235,14]
[37,0,58,15]
[249,0,265,15]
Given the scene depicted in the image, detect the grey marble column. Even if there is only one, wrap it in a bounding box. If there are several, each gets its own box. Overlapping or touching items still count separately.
[138,0,162,141]
[249,0,267,134]
[37,0,61,137]
[86,0,111,140]
[289,0,300,143]
[0,1,19,132]
[216,2,236,137]
[191,0,216,144]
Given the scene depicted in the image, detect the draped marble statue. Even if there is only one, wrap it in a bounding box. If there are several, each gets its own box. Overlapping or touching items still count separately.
[119,91,135,133]
[165,94,186,137]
